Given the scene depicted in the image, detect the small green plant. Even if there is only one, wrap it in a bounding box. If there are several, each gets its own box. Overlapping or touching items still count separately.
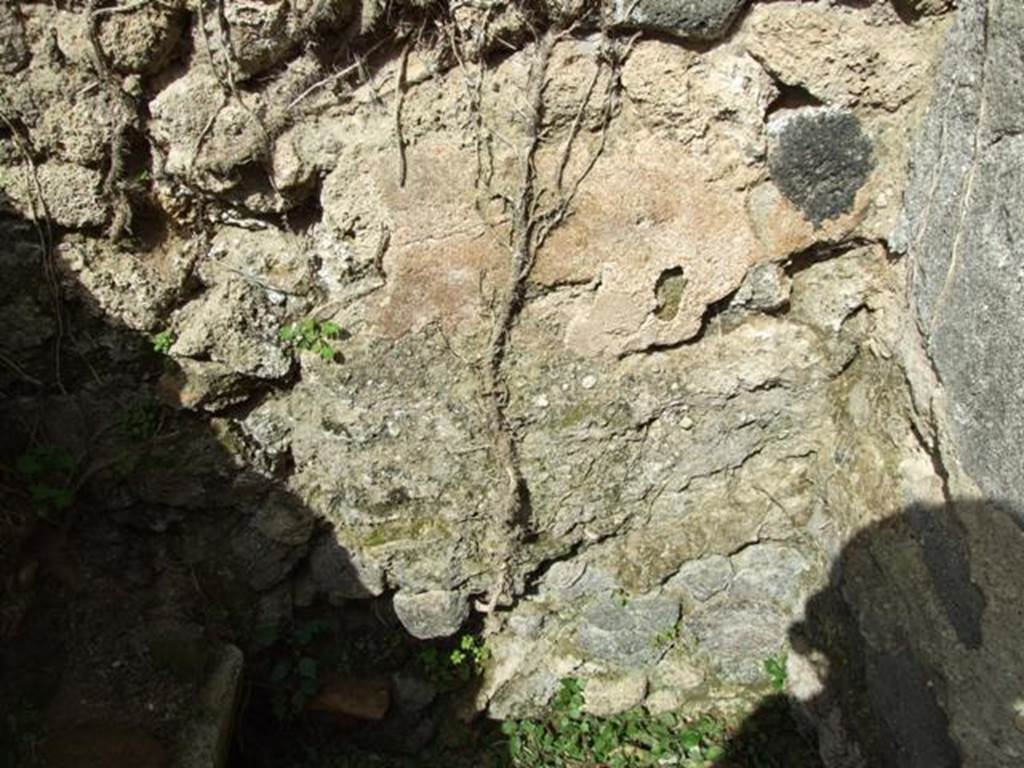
[418,634,491,688]
[500,677,729,768]
[654,620,681,649]
[279,318,344,362]
[152,329,176,354]
[764,654,787,693]
[118,399,162,442]
[14,445,76,518]
[262,617,338,721]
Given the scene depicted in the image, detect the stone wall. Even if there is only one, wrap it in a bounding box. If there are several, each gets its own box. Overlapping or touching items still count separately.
[6,1,1020,766]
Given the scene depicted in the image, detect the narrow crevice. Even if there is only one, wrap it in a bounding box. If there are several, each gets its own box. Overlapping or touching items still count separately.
[766,80,825,118]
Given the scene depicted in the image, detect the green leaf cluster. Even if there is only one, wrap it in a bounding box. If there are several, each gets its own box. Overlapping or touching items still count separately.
[152,329,176,354]
[764,655,787,693]
[118,399,162,442]
[279,318,344,362]
[418,634,491,689]
[260,617,339,721]
[500,678,728,768]
[15,445,76,518]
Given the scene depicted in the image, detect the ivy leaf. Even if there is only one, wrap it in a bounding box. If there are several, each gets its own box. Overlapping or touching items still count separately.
[270,658,292,684]
[16,452,44,477]
[298,657,317,679]
[681,729,702,751]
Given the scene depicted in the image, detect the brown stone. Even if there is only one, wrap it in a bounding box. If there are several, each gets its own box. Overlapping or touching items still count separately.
[42,723,168,768]
[306,674,391,722]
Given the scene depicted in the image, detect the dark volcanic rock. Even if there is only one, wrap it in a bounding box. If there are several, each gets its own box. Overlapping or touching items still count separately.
[606,0,749,41]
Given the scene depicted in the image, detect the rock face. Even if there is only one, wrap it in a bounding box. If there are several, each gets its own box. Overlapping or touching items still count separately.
[896,0,1024,515]
[9,1,1023,766]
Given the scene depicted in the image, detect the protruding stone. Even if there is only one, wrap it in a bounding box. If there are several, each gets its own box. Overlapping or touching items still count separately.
[582,671,649,717]
[307,675,391,722]
[174,644,244,768]
[392,589,469,640]
[606,0,750,41]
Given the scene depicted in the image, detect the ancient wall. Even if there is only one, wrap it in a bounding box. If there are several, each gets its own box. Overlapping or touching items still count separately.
[3,1,1021,767]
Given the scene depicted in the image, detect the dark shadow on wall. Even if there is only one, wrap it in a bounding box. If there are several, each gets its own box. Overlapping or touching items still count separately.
[726,499,1024,768]
[0,201,489,768]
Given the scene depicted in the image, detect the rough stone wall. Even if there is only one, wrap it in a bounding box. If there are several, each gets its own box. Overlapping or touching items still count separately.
[895,0,1024,513]
[9,0,1018,765]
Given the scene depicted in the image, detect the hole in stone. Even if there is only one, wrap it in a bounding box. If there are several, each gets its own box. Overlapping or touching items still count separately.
[653,266,687,322]
[766,81,824,117]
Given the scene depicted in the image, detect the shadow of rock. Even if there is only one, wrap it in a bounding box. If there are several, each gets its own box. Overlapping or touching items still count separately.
[0,201,488,767]
[725,499,1024,767]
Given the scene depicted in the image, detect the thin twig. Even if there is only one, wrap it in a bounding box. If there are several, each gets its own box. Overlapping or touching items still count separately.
[0,106,64,393]
[0,352,43,388]
[394,38,413,187]
[288,39,388,110]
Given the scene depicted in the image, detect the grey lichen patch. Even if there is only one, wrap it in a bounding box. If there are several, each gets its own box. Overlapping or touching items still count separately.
[768,107,874,227]
[654,266,687,321]
[607,0,750,41]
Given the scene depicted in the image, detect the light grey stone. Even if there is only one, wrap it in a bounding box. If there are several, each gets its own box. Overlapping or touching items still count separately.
[539,561,617,603]
[392,589,470,640]
[730,263,791,313]
[894,0,1024,513]
[685,602,788,684]
[173,280,292,382]
[582,671,648,717]
[665,556,732,602]
[730,542,811,609]
[577,593,680,667]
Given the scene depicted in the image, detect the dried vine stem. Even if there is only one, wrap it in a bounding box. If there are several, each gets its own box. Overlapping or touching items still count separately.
[85,0,137,241]
[476,30,557,612]
[394,38,413,187]
[470,27,625,612]
[0,106,64,392]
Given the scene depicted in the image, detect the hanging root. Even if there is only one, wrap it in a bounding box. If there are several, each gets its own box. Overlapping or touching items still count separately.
[474,30,555,613]
[471,26,628,613]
